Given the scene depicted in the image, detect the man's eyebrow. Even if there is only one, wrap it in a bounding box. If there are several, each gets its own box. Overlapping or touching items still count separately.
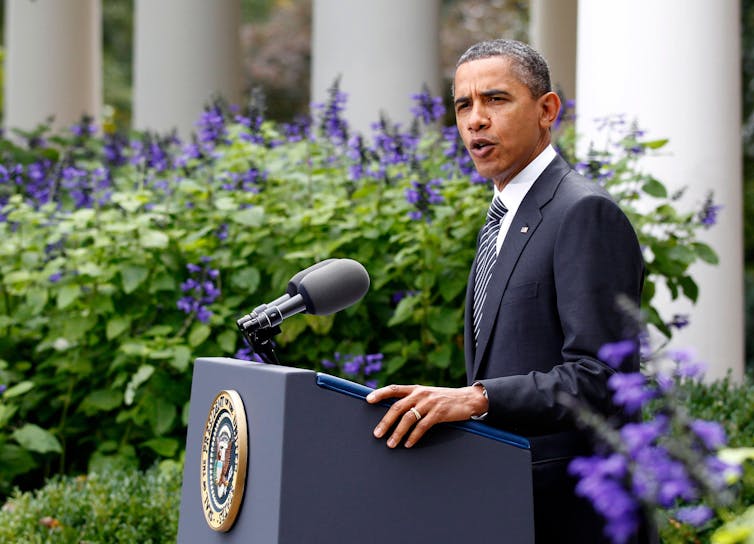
[454,89,512,106]
[481,88,511,98]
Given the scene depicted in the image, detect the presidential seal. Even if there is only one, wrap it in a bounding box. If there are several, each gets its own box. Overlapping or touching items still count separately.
[200,389,248,532]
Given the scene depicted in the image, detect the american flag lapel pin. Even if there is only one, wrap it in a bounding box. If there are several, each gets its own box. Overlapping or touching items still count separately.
[520,225,529,234]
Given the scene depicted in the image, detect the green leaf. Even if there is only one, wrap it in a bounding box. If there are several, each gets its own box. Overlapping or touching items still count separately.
[438,273,467,302]
[643,138,669,150]
[124,364,155,406]
[641,177,667,198]
[188,323,211,347]
[120,264,149,294]
[140,229,170,249]
[106,316,131,340]
[388,295,420,327]
[230,266,261,291]
[231,207,265,227]
[0,404,18,428]
[3,381,34,399]
[80,389,123,414]
[12,424,62,454]
[171,345,192,372]
[141,437,179,457]
[304,314,334,335]
[427,344,452,368]
[0,443,37,478]
[217,330,237,354]
[120,342,150,357]
[78,261,104,277]
[667,245,696,265]
[428,308,460,335]
[25,287,48,313]
[692,242,719,265]
[147,396,176,436]
[679,276,699,303]
[57,284,81,309]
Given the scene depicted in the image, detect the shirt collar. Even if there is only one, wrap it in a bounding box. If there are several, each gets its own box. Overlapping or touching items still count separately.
[493,145,557,211]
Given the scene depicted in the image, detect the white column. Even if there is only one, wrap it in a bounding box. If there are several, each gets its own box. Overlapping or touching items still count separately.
[133,0,241,138]
[311,0,441,135]
[576,1,743,380]
[529,0,578,102]
[4,0,102,133]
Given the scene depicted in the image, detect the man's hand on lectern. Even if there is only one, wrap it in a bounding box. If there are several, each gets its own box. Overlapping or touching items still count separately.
[366,384,488,448]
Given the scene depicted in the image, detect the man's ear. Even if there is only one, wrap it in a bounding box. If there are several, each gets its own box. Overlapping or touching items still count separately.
[539,91,562,129]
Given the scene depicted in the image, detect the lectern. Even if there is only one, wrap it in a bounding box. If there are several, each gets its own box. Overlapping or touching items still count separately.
[178,357,534,543]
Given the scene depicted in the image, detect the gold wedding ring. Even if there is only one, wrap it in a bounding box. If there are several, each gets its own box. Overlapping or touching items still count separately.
[409,407,422,422]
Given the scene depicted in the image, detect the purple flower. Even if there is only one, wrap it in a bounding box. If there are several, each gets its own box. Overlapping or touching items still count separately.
[103,133,128,166]
[70,118,97,138]
[569,454,640,544]
[667,314,689,330]
[391,290,419,305]
[196,104,228,149]
[666,348,706,379]
[0,384,6,396]
[675,505,713,527]
[343,355,364,375]
[405,179,444,221]
[196,305,212,324]
[314,80,349,144]
[405,188,420,204]
[608,372,654,414]
[632,447,697,507]
[620,417,667,455]
[364,353,383,375]
[689,420,726,450]
[321,358,337,370]
[598,339,636,368]
[698,194,721,227]
[48,272,63,283]
[177,260,221,323]
[235,346,263,363]
[410,87,445,125]
[677,359,707,380]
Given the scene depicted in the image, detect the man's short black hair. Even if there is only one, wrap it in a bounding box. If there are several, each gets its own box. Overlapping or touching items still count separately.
[455,39,552,99]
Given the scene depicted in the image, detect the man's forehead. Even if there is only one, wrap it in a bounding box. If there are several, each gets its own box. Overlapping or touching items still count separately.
[453,57,520,94]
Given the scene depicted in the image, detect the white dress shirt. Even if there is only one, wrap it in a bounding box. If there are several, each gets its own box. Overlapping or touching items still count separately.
[491,145,557,255]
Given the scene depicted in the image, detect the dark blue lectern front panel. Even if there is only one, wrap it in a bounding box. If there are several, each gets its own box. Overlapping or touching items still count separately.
[178,358,534,543]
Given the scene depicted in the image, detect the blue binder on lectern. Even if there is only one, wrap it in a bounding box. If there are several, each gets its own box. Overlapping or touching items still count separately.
[177,357,534,543]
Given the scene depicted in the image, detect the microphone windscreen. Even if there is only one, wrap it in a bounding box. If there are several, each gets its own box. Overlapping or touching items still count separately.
[298,259,370,315]
[286,258,338,296]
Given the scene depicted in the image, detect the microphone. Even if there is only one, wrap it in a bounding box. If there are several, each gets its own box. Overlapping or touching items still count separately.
[242,259,370,332]
[236,258,338,328]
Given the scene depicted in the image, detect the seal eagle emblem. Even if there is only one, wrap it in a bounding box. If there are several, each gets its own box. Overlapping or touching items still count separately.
[200,389,248,531]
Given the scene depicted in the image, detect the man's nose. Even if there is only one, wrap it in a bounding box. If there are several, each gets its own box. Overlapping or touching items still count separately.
[467,103,489,132]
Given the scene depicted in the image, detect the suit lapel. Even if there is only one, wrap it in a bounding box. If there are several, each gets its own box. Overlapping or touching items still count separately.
[470,156,571,379]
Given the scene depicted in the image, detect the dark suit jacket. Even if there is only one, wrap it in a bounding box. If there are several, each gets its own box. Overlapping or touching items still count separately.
[464,155,647,543]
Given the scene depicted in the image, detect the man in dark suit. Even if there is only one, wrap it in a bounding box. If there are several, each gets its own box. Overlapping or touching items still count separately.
[367,39,645,542]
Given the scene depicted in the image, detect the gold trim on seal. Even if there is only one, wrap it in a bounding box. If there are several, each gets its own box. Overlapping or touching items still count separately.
[200,389,248,532]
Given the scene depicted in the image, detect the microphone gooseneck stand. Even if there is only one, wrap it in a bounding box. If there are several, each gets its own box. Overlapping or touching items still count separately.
[238,322,281,365]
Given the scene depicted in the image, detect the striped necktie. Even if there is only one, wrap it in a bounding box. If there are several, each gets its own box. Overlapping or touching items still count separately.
[473,196,508,343]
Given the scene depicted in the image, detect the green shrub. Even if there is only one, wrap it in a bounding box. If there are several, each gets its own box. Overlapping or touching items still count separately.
[0,89,717,495]
[0,461,182,543]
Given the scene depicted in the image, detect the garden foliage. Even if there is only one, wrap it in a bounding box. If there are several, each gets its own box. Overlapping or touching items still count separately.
[0,461,181,543]
[0,85,718,495]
